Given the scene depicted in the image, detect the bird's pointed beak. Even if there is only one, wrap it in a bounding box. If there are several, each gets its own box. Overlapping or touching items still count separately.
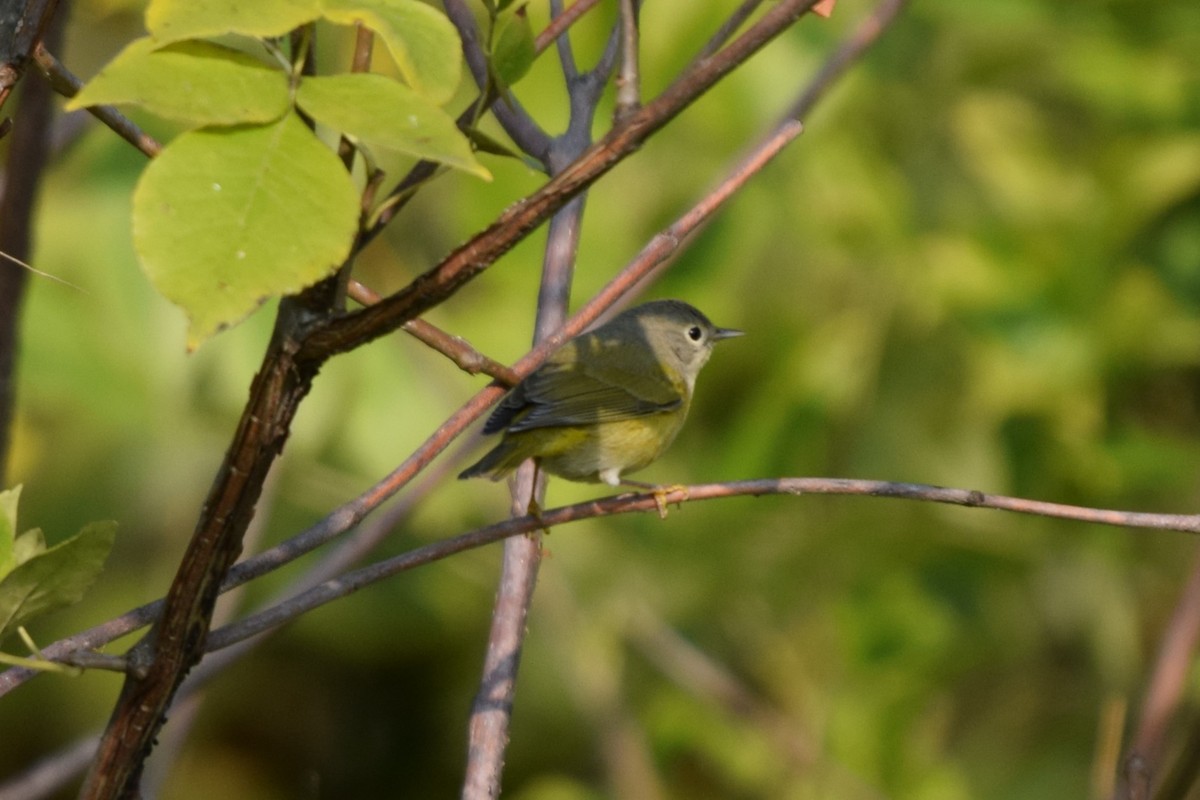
[713,327,744,341]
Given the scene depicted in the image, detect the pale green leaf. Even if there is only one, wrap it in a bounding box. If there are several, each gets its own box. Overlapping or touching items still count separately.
[490,8,535,89]
[0,486,18,579]
[66,38,290,127]
[13,530,46,565]
[147,0,321,44]
[320,0,462,105]
[132,114,361,348]
[296,73,490,179]
[0,521,117,643]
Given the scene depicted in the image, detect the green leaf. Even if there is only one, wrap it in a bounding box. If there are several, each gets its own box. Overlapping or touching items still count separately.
[12,529,46,565]
[296,74,490,179]
[66,38,290,127]
[490,8,535,89]
[132,114,361,348]
[0,486,18,578]
[0,521,117,643]
[320,0,462,105]
[147,0,321,43]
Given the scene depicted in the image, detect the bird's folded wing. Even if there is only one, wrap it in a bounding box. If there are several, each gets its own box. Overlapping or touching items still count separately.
[503,363,680,432]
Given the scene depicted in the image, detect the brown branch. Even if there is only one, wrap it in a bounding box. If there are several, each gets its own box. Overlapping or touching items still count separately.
[1113,549,1200,799]
[336,23,374,165]
[783,0,909,123]
[196,478,1200,654]
[534,0,604,53]
[0,2,65,485]
[0,0,60,115]
[347,279,519,384]
[613,0,641,124]
[32,44,161,158]
[694,0,765,63]
[79,328,320,799]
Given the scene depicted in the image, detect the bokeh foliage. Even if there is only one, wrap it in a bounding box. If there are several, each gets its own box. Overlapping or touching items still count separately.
[3,0,1200,797]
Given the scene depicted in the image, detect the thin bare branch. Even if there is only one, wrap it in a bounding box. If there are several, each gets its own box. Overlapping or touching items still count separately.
[549,0,580,82]
[348,280,519,384]
[1113,549,1200,798]
[784,0,909,122]
[197,478,1200,654]
[337,23,374,165]
[32,44,161,158]
[535,0,604,53]
[0,0,60,115]
[0,6,64,484]
[694,0,765,63]
[614,0,641,123]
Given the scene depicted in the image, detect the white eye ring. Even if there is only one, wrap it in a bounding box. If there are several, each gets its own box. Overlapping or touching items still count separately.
[687,326,703,342]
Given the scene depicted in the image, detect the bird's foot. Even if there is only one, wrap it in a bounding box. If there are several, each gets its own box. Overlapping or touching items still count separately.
[524,496,551,537]
[621,480,690,520]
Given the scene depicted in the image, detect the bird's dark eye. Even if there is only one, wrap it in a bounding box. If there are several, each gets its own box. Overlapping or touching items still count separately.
[687,326,703,342]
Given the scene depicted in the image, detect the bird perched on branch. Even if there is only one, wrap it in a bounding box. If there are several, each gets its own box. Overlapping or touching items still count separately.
[459,299,742,487]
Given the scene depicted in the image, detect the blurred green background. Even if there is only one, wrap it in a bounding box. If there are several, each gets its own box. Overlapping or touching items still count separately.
[4,0,1200,797]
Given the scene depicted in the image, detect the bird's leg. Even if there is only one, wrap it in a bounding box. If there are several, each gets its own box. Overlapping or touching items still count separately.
[620,479,690,520]
[525,462,551,536]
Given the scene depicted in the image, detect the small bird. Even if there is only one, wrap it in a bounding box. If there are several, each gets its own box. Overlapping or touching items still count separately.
[459,299,742,487]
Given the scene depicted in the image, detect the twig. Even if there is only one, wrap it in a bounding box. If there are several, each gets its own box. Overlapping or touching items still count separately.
[0,0,60,115]
[694,0,766,64]
[32,44,161,158]
[626,607,816,764]
[613,0,642,123]
[783,0,909,123]
[347,280,519,384]
[337,23,374,166]
[549,0,580,82]
[193,478,1200,653]
[534,0,605,53]
[1114,548,1200,798]
[0,7,64,484]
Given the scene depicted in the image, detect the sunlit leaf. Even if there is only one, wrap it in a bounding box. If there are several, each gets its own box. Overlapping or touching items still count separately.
[146,0,321,43]
[132,114,361,348]
[320,0,462,105]
[67,38,290,127]
[297,73,490,179]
